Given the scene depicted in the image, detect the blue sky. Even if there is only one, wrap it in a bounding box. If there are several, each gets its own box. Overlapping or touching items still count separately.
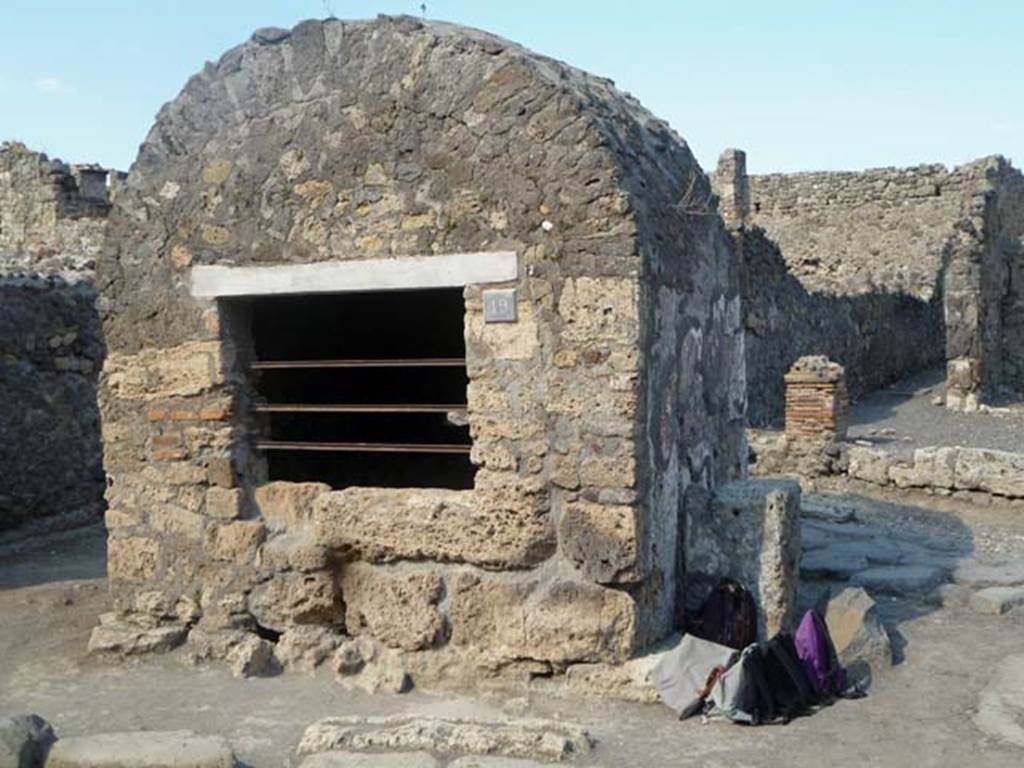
[1,1,1021,174]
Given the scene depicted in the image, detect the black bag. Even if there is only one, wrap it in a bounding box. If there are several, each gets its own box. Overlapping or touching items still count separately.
[690,578,757,651]
[746,633,818,723]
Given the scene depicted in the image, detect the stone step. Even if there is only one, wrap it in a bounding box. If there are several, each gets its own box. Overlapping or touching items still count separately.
[45,731,238,768]
[850,565,946,595]
[953,559,1024,588]
[970,586,1024,615]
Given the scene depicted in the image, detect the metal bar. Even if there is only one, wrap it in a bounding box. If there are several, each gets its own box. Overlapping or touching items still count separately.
[254,440,472,454]
[251,358,465,370]
[253,404,467,414]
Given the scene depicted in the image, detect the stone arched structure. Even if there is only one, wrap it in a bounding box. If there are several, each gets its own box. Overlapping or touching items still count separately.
[97,16,746,683]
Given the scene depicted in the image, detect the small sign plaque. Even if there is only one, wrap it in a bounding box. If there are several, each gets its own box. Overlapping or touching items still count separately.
[483,288,518,323]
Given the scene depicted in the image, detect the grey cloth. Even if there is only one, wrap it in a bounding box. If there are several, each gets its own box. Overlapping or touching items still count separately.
[707,644,760,724]
[651,634,739,718]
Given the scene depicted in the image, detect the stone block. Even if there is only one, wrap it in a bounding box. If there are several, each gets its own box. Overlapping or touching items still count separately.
[298,754,438,768]
[801,548,869,579]
[970,586,1024,615]
[257,532,330,573]
[824,587,892,669]
[275,627,344,673]
[205,521,266,564]
[107,537,159,582]
[465,300,539,360]
[313,488,555,569]
[0,714,55,768]
[247,571,343,633]
[205,487,242,520]
[850,565,945,595]
[954,448,1024,498]
[953,558,1024,588]
[557,277,638,344]
[578,455,635,489]
[558,501,640,583]
[103,341,223,401]
[846,445,894,486]
[45,731,238,768]
[340,564,444,651]
[931,583,973,609]
[297,715,592,763]
[226,634,278,678]
[181,628,251,665]
[204,456,236,488]
[448,572,636,664]
[255,481,331,532]
[150,505,206,541]
[899,447,958,490]
[88,621,187,656]
[686,479,801,638]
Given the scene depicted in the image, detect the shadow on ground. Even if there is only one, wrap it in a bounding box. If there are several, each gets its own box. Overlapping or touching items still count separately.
[0,524,107,590]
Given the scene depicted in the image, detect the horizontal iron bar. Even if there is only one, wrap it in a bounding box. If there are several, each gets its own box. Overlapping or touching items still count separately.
[254,440,472,454]
[253,404,468,414]
[251,358,465,370]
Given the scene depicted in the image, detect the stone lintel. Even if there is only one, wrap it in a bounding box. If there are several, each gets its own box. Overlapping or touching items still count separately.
[190,251,519,299]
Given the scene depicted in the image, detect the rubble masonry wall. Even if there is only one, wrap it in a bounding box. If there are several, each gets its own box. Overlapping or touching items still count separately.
[96,17,746,681]
[0,143,109,542]
[722,153,1023,422]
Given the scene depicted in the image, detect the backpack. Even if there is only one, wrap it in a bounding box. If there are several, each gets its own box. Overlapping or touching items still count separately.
[794,609,847,700]
[650,634,739,719]
[709,633,816,724]
[689,578,757,651]
[794,608,866,701]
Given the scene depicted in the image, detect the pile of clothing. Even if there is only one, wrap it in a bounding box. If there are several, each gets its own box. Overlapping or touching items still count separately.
[652,579,864,724]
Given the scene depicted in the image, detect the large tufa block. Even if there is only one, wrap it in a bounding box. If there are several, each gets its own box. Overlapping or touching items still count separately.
[340,564,445,651]
[447,571,637,665]
[685,479,801,638]
[313,488,555,569]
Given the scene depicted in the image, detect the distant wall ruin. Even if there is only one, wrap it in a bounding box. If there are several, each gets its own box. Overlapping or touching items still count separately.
[0,142,112,544]
[714,149,1024,423]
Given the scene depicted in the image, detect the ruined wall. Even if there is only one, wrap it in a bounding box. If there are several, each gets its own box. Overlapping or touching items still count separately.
[748,164,971,300]
[96,16,744,681]
[941,157,1024,407]
[0,143,109,542]
[736,226,943,426]
[721,152,1023,423]
[983,160,1024,395]
[0,142,110,260]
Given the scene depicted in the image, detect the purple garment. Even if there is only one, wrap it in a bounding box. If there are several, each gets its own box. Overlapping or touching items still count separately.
[794,609,847,697]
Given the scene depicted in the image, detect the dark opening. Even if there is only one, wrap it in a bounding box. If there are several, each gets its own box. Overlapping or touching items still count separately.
[246,288,475,490]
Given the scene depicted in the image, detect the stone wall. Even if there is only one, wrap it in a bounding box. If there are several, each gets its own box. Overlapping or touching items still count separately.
[748,162,972,300]
[0,143,110,543]
[1,142,110,260]
[735,225,943,426]
[96,16,746,684]
[943,157,1024,406]
[717,150,1024,422]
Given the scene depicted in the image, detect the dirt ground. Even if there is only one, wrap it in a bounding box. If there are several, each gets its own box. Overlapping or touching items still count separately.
[4,498,1024,768]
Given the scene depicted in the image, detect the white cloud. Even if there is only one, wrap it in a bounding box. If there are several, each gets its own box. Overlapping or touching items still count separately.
[34,76,71,95]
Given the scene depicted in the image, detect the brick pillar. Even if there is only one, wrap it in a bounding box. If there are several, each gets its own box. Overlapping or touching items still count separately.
[784,356,849,445]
